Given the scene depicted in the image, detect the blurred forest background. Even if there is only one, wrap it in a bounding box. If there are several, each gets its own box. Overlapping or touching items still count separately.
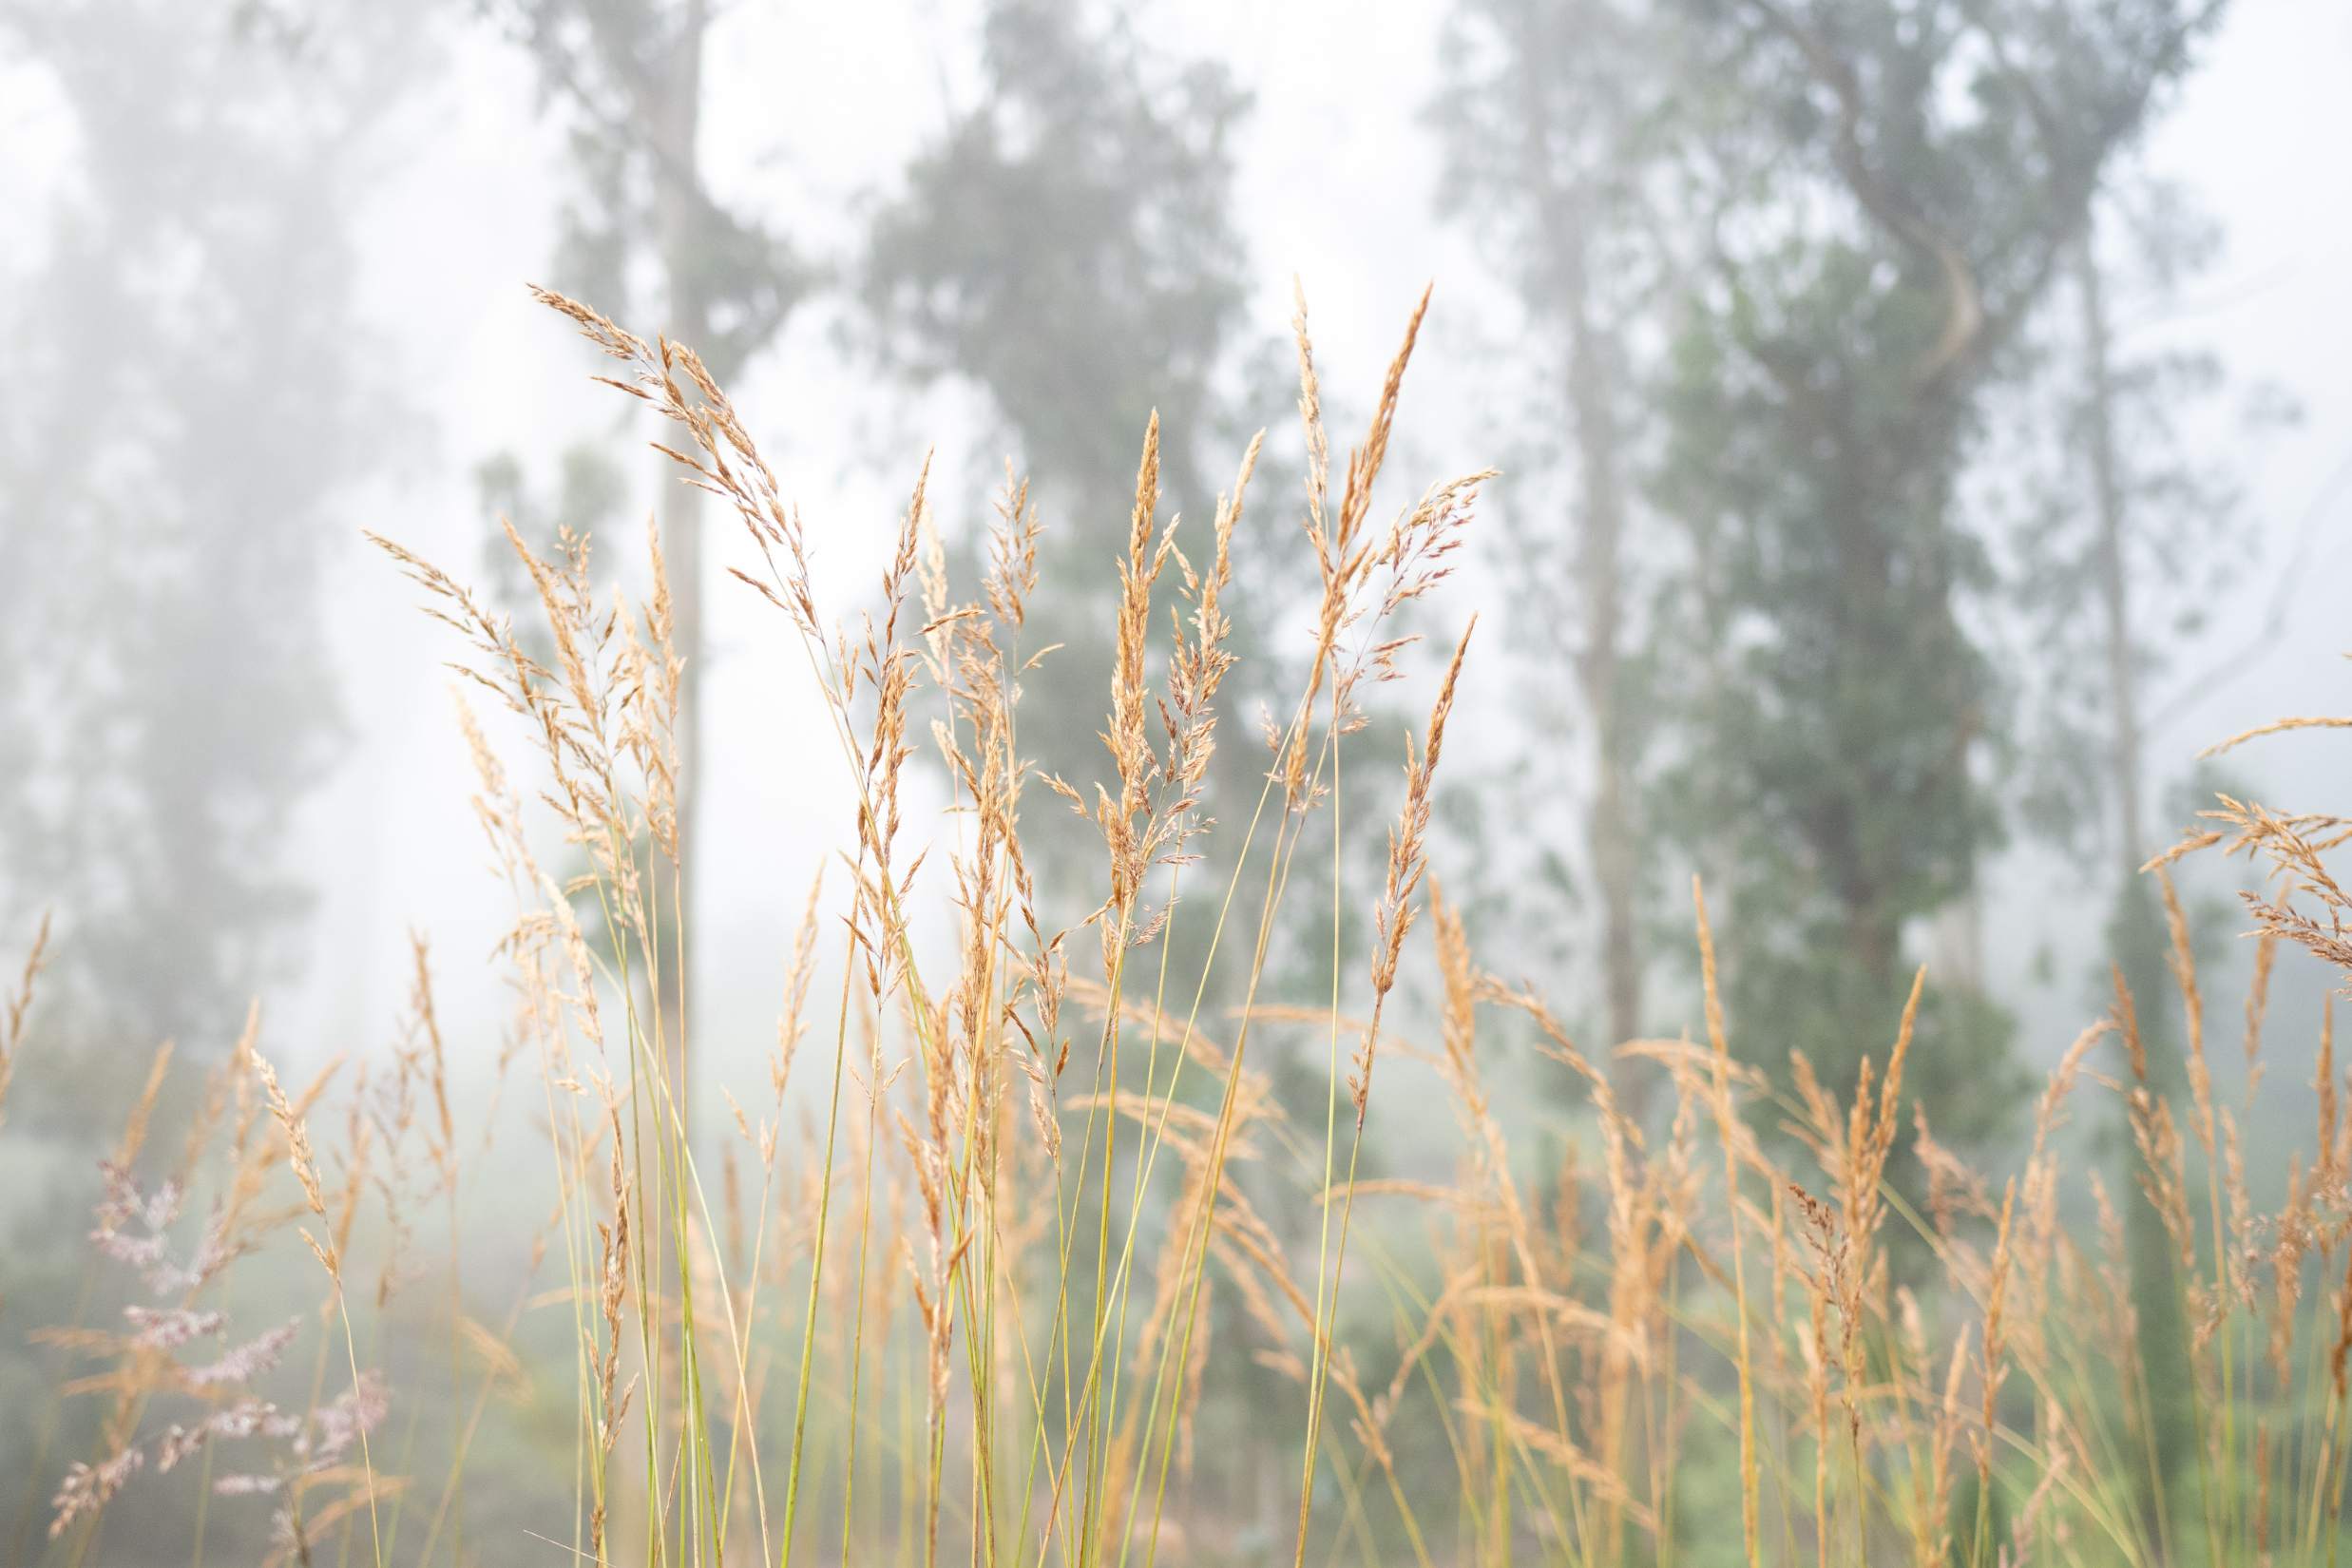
[3,0,2350,1561]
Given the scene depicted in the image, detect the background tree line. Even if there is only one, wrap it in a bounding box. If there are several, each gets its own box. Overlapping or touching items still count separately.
[0,0,2324,1551]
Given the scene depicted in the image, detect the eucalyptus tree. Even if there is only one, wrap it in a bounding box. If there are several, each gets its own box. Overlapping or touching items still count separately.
[484,0,814,1106]
[1427,0,1679,1099]
[1653,0,2228,1144]
[864,0,1255,910]
[0,0,423,1057]
[0,3,428,1554]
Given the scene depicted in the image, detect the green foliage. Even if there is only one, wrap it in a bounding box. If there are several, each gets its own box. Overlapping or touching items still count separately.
[1648,0,2227,1138]
[865,0,1250,520]
[863,0,1257,911]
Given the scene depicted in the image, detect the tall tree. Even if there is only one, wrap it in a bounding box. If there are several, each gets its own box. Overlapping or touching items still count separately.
[0,4,427,1554]
[1427,0,1667,1091]
[1654,0,2228,1141]
[487,0,813,1111]
[0,0,421,1059]
[862,0,1254,918]
[2010,174,2272,978]
[2005,168,2283,1516]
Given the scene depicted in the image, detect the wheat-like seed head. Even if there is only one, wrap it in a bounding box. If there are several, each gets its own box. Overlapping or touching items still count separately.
[253,1049,337,1286]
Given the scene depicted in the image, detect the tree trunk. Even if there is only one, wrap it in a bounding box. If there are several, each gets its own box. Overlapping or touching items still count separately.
[2078,227,2144,874]
[653,0,709,1136]
[1507,0,1645,1101]
[2078,216,2192,1530]
[1562,266,1642,1076]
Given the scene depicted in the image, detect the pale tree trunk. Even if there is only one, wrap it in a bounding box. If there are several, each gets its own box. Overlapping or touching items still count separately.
[1506,0,1646,1103]
[2078,215,2192,1525]
[2078,225,2144,873]
[651,0,709,1136]
[1926,896,1985,992]
[1562,256,1642,1069]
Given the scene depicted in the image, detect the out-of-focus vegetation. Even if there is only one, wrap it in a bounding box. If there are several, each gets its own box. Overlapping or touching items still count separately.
[4,0,2347,1563]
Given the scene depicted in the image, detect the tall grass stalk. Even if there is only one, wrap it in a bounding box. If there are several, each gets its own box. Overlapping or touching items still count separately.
[20,281,2352,1568]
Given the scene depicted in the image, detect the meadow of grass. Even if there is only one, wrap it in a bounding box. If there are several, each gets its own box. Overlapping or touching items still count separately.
[8,284,2352,1568]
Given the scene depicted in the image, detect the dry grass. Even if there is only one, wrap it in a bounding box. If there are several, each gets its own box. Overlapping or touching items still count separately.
[10,287,2352,1568]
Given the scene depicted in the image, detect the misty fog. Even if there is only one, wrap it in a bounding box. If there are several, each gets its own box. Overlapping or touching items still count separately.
[5,0,2350,1562]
